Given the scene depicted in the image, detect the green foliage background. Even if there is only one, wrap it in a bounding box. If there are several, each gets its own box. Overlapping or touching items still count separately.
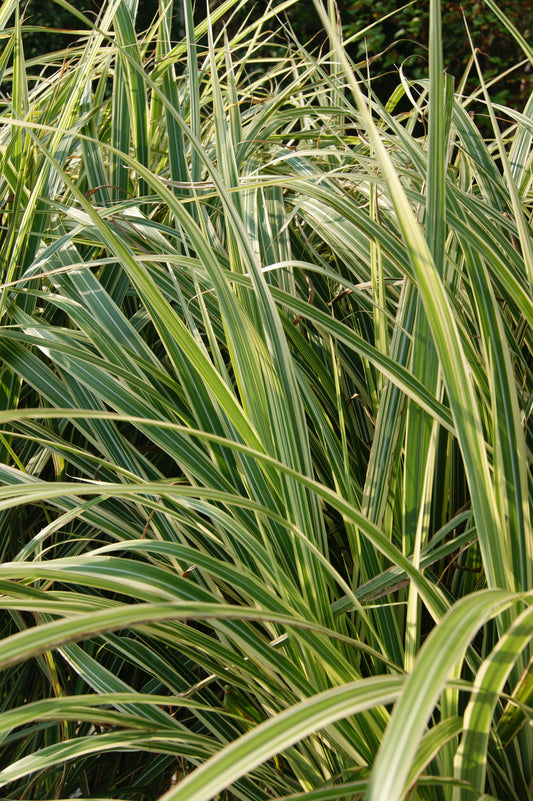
[21,0,533,107]
[344,0,533,106]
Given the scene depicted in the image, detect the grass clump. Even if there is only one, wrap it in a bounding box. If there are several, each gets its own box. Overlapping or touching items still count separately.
[0,0,532,799]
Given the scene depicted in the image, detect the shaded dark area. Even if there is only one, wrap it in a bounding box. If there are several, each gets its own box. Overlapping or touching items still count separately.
[20,0,160,59]
[19,0,533,112]
[252,0,533,108]
[339,0,533,107]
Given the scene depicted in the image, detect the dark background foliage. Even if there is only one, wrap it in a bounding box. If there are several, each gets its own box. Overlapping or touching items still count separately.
[20,0,159,59]
[342,0,533,107]
[19,0,533,109]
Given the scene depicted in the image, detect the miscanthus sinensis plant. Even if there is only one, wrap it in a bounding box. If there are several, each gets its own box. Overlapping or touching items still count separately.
[0,0,531,798]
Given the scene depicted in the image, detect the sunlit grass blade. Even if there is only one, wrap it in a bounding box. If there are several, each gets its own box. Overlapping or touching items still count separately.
[157,676,404,801]
[366,590,529,801]
[454,604,533,800]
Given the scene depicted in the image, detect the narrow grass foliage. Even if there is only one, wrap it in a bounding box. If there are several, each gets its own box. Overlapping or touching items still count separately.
[0,0,531,799]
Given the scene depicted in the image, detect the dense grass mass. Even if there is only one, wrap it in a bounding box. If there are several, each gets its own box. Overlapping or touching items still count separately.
[0,0,532,798]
